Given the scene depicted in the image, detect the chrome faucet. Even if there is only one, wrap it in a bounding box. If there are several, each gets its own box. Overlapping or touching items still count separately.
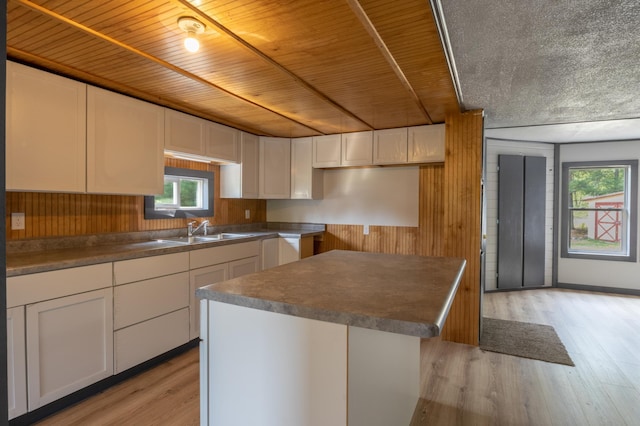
[187,220,210,236]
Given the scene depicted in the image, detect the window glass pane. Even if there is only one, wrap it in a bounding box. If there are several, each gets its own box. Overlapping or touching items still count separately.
[568,167,626,207]
[156,180,178,207]
[568,210,624,254]
[144,167,213,220]
[179,178,201,208]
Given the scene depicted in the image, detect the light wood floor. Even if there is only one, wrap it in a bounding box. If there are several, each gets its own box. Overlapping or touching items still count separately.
[36,289,640,425]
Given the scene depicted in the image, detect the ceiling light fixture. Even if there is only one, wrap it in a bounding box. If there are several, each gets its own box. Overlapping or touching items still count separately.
[178,16,206,53]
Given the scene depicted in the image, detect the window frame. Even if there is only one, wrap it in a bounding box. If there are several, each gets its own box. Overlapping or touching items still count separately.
[561,160,638,262]
[144,166,214,219]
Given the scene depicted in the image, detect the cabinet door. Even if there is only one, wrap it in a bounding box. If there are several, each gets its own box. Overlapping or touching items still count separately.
[342,131,373,166]
[6,61,87,192]
[190,264,228,339]
[220,132,259,198]
[313,134,341,168]
[259,137,291,199]
[87,86,164,195]
[407,124,445,163]
[229,257,259,278]
[164,109,206,156]
[26,288,114,410]
[261,238,280,270]
[279,237,301,265]
[373,128,408,165]
[7,306,26,420]
[206,122,239,163]
[291,137,324,199]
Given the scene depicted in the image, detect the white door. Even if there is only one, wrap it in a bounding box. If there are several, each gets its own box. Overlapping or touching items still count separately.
[26,288,114,410]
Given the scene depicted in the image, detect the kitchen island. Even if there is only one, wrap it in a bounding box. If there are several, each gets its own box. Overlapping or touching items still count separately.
[196,250,466,426]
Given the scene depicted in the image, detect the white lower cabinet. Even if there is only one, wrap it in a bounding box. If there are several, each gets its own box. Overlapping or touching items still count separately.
[229,256,259,278]
[26,288,114,410]
[7,239,272,418]
[261,238,280,270]
[7,306,26,420]
[189,264,228,340]
[113,253,190,374]
[189,241,260,339]
[114,308,190,374]
[279,236,314,265]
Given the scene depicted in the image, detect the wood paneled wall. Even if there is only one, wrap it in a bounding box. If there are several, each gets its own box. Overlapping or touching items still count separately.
[318,111,483,346]
[440,110,483,344]
[5,157,267,240]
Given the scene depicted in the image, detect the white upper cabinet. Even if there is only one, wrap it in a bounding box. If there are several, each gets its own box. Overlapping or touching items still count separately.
[206,122,240,163]
[6,61,87,193]
[164,109,206,157]
[87,86,165,195]
[165,109,239,163]
[408,124,445,163]
[220,132,259,198]
[259,137,291,199]
[373,128,408,165]
[291,137,323,199]
[341,131,373,166]
[312,134,342,168]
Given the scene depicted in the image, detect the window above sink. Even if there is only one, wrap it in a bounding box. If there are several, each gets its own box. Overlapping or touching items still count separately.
[144,166,213,219]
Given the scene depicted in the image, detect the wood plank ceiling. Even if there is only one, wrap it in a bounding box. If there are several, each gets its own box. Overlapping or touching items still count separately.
[7,0,460,137]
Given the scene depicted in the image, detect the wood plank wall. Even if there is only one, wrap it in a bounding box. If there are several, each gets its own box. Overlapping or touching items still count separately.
[318,111,483,345]
[5,157,267,240]
[440,110,483,344]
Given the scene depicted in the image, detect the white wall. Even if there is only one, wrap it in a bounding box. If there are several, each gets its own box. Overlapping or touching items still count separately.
[558,140,640,291]
[267,167,419,227]
[485,139,555,290]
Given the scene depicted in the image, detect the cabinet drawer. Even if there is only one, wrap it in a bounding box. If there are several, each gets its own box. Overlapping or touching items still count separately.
[114,272,189,330]
[190,241,260,269]
[7,263,112,308]
[114,308,190,374]
[114,252,189,285]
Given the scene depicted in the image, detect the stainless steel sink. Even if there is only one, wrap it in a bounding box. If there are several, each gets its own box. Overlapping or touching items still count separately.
[154,233,254,245]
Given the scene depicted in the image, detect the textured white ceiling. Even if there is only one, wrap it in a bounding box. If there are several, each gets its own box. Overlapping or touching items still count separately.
[439,0,640,142]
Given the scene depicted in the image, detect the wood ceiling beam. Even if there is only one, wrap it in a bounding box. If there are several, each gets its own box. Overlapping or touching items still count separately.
[12,0,323,135]
[173,0,374,131]
[345,0,434,125]
[6,46,272,136]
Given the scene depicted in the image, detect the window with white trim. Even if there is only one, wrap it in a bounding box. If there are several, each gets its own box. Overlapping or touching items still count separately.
[561,160,637,261]
[144,167,213,219]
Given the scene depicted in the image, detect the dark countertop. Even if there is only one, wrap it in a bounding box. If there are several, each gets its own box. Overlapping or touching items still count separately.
[196,250,466,338]
[7,224,324,277]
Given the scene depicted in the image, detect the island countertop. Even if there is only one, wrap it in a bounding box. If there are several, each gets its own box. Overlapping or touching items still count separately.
[196,250,466,338]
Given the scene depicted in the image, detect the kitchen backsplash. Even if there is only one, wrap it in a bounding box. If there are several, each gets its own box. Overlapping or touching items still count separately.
[5,158,266,240]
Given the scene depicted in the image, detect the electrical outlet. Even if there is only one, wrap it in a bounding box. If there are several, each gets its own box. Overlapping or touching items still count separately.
[363,224,369,235]
[11,212,25,230]
[245,209,250,219]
